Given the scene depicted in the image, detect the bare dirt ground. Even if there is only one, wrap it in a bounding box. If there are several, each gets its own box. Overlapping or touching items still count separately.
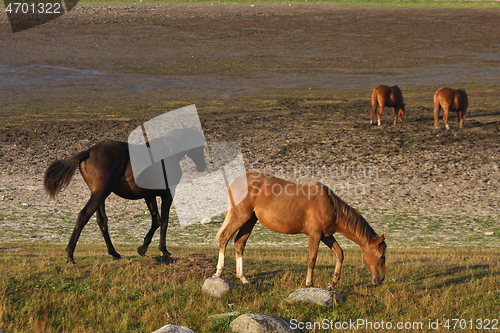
[0,4,499,250]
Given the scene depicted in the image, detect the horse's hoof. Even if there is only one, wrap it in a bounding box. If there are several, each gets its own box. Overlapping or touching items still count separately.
[137,245,148,256]
[67,259,76,265]
[160,256,176,265]
[112,254,122,260]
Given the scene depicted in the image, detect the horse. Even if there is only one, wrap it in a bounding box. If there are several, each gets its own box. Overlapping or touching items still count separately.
[434,87,468,130]
[43,126,207,264]
[370,85,406,126]
[212,172,386,288]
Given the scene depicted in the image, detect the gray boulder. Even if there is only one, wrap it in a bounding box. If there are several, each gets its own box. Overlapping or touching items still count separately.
[202,277,235,298]
[230,314,299,333]
[151,324,195,333]
[286,287,341,306]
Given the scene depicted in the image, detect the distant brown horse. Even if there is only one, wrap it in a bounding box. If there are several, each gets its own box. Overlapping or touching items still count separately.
[371,85,406,126]
[44,127,207,264]
[212,172,386,288]
[434,87,468,130]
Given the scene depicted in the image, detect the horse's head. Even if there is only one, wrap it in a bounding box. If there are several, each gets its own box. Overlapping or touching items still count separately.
[399,103,406,120]
[186,144,207,172]
[182,124,207,172]
[362,234,386,285]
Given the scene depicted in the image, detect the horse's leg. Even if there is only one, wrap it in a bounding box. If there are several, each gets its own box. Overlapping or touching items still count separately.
[443,106,450,130]
[158,192,174,263]
[234,215,258,285]
[66,191,109,264]
[213,208,251,279]
[96,201,121,260]
[137,196,161,256]
[434,96,441,129]
[377,101,384,126]
[370,99,378,124]
[393,106,398,125]
[305,234,321,287]
[458,110,465,129]
[321,235,344,289]
[460,104,468,129]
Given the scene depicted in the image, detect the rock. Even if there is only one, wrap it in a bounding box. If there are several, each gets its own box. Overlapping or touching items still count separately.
[151,324,194,333]
[200,218,212,224]
[230,314,299,333]
[202,277,235,298]
[286,287,341,306]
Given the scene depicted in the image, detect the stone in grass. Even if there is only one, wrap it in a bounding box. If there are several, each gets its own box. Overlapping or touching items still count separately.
[151,324,195,333]
[230,314,300,333]
[202,277,235,298]
[286,287,341,307]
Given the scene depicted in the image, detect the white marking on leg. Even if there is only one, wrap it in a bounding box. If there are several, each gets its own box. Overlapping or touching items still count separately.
[236,256,243,277]
[236,256,249,284]
[377,119,381,126]
[213,251,224,277]
[445,124,449,130]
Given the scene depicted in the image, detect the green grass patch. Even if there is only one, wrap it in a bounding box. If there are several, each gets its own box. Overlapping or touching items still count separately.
[0,244,499,332]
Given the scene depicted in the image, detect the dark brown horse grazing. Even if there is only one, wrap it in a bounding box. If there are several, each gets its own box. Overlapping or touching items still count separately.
[371,85,406,126]
[434,87,468,130]
[44,127,207,264]
[212,172,386,288]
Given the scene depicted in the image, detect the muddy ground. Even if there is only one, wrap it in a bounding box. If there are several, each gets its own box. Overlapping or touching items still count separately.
[0,4,499,249]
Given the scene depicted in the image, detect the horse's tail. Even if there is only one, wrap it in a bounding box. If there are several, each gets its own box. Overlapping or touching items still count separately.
[433,89,442,114]
[370,88,379,121]
[215,196,233,243]
[44,150,90,199]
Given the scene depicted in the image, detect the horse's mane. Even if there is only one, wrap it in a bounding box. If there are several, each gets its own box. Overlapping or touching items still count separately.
[148,127,202,154]
[322,185,377,244]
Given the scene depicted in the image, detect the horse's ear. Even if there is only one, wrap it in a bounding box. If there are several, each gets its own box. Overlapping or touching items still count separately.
[378,234,386,243]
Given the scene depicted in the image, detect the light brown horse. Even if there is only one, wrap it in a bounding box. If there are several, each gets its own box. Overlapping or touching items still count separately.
[212,172,386,288]
[371,85,406,126]
[434,87,468,130]
[44,127,207,264]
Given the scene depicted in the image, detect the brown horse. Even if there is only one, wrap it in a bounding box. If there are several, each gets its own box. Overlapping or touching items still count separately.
[434,87,468,130]
[212,172,386,288]
[371,85,406,126]
[44,127,207,264]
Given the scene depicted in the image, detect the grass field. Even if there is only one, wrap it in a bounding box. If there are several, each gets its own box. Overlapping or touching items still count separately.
[0,244,499,332]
